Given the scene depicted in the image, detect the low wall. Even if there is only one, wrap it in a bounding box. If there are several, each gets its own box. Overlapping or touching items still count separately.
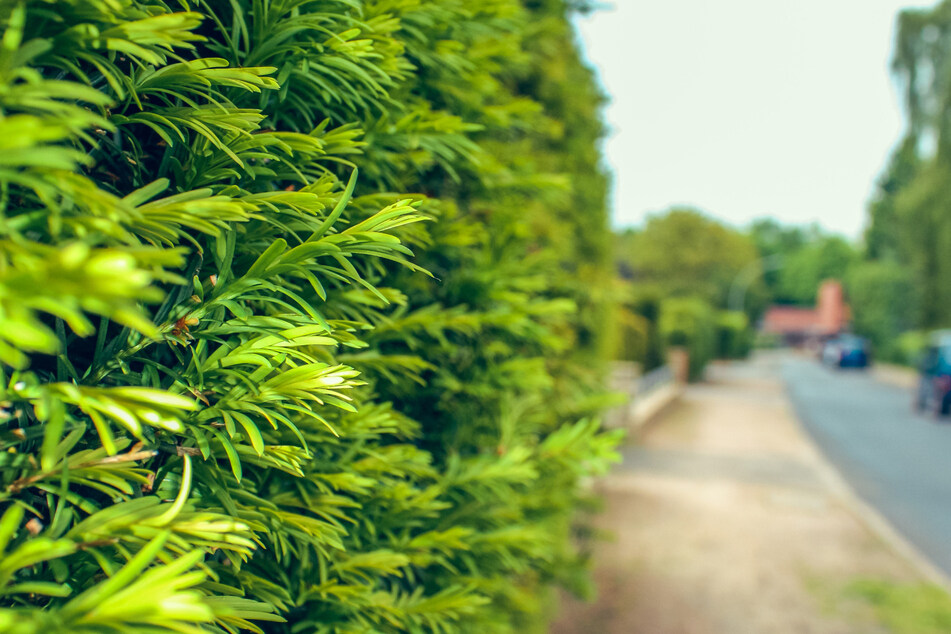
[630,381,683,428]
[606,364,683,432]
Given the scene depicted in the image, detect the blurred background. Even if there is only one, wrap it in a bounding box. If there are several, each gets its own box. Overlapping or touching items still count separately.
[557,1,951,632]
[581,0,941,368]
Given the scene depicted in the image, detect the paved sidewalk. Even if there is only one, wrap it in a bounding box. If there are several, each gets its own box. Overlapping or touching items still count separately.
[553,353,924,634]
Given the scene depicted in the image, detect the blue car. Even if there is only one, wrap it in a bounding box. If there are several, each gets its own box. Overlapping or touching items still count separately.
[916,331,951,416]
[821,334,870,368]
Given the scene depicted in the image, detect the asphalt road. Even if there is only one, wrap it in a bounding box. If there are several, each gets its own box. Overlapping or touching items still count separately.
[782,355,951,578]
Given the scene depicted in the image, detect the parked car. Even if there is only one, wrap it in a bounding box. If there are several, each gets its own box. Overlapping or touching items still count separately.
[821,334,870,368]
[915,331,951,416]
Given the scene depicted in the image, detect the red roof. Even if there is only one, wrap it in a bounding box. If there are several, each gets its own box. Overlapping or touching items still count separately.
[761,280,850,336]
[761,306,820,335]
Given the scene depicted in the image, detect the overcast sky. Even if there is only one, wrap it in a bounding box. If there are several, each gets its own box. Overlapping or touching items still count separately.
[575,1,936,238]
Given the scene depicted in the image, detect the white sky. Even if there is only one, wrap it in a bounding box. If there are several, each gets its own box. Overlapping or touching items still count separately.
[575,0,937,238]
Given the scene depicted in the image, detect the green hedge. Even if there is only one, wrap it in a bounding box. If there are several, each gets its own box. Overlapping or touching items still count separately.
[894,330,930,367]
[846,260,920,363]
[659,297,717,381]
[616,288,666,371]
[0,1,620,632]
[715,311,752,360]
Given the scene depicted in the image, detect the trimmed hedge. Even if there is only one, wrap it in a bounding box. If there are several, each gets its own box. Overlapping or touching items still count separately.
[615,289,665,370]
[715,311,751,360]
[0,1,619,633]
[659,297,716,381]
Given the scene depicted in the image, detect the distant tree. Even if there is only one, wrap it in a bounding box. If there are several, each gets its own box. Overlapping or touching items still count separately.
[892,2,951,161]
[619,208,762,309]
[777,236,859,306]
[748,219,809,301]
[847,261,919,359]
[865,138,919,261]
[749,219,809,256]
[891,165,951,327]
[864,0,951,328]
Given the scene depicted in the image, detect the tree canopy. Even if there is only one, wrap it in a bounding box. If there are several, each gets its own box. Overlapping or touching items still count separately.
[864,0,951,330]
[618,208,762,309]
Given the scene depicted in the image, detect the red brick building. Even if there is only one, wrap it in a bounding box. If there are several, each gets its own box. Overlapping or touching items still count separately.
[760,280,850,346]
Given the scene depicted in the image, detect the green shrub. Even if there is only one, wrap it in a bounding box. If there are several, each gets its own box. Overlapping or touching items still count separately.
[895,330,930,367]
[715,311,752,359]
[616,288,666,370]
[659,297,716,381]
[0,1,620,632]
[615,308,650,364]
[847,261,919,362]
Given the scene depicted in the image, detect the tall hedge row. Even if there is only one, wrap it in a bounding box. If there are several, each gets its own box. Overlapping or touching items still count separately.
[0,0,619,632]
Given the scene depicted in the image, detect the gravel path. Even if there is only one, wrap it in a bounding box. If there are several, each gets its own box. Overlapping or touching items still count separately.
[552,353,922,633]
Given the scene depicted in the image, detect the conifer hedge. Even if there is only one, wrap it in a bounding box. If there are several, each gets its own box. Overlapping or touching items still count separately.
[0,0,619,632]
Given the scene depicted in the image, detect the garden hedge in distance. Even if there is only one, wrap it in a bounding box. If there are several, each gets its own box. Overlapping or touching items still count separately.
[0,1,619,632]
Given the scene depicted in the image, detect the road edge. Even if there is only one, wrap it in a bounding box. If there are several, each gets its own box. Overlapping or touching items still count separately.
[810,452,951,591]
[779,356,951,593]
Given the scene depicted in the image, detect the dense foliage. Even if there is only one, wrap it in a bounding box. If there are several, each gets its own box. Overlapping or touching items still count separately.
[658,297,716,381]
[617,208,762,309]
[615,208,760,376]
[0,1,620,632]
[863,1,951,334]
[747,220,861,310]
